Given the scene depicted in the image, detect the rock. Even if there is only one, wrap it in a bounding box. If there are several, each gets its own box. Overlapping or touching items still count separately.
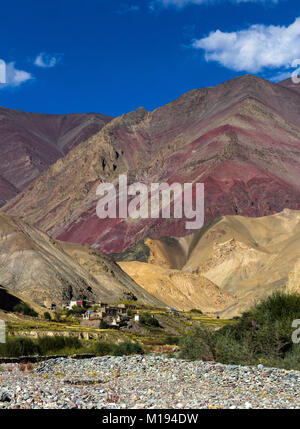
[0,392,11,402]
[0,356,300,409]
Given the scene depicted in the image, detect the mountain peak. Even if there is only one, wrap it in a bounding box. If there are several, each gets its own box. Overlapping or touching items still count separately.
[3,74,300,254]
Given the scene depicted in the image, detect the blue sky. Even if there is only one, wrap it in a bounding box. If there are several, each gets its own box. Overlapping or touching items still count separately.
[0,0,299,116]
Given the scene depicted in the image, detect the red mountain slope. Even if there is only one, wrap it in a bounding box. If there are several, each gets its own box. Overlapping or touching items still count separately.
[0,107,113,206]
[3,75,300,253]
[277,77,300,94]
[0,175,18,206]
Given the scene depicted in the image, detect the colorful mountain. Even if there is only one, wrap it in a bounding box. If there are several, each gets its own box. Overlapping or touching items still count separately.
[0,107,112,206]
[0,212,163,308]
[3,75,300,255]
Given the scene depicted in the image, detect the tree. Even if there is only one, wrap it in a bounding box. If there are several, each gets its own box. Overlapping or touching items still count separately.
[139,312,159,327]
[13,303,38,318]
[99,319,109,329]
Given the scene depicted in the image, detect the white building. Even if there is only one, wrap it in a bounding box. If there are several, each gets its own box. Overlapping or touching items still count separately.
[67,300,80,310]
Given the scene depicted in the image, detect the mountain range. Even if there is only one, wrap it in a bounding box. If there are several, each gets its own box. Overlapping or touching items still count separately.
[0,212,163,309]
[119,209,300,317]
[1,74,300,315]
[3,75,300,256]
[0,108,112,206]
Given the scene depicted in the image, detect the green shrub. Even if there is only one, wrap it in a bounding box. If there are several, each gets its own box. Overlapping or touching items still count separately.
[94,341,115,356]
[0,337,39,357]
[44,312,51,321]
[94,340,144,356]
[13,303,38,318]
[179,325,217,361]
[37,336,81,355]
[0,335,82,358]
[139,312,160,327]
[53,312,61,322]
[66,306,86,317]
[113,341,144,356]
[217,291,300,362]
[178,292,300,370]
[164,335,182,345]
[64,336,81,350]
[99,319,110,329]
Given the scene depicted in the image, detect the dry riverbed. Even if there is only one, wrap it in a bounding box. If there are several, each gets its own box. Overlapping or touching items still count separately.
[0,355,299,409]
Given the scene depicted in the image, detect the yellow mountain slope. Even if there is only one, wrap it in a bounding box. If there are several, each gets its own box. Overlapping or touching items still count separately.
[120,210,300,317]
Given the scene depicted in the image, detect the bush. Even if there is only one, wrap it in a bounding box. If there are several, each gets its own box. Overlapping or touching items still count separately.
[37,336,81,355]
[0,335,81,357]
[0,337,39,357]
[13,303,38,318]
[99,319,110,329]
[44,312,51,321]
[66,306,86,317]
[53,312,61,322]
[94,341,116,356]
[164,335,182,345]
[94,340,144,356]
[217,291,300,362]
[179,325,217,361]
[139,313,160,327]
[178,292,300,370]
[113,341,144,356]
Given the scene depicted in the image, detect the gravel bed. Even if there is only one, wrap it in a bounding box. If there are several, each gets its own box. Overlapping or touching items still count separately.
[0,355,299,409]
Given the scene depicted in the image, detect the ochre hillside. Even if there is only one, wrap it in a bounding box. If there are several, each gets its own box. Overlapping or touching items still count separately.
[119,209,300,317]
[0,212,164,309]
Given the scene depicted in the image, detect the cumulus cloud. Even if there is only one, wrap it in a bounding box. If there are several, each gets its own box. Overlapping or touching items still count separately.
[192,18,300,73]
[0,61,33,89]
[34,52,61,68]
[158,0,279,7]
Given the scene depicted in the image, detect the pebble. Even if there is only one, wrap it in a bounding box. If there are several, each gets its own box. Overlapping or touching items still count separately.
[0,355,299,409]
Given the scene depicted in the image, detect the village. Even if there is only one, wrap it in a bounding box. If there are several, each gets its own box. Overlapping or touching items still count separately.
[79,301,139,329]
[43,298,170,330]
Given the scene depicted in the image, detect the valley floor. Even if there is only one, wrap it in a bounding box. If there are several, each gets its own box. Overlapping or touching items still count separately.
[0,355,299,409]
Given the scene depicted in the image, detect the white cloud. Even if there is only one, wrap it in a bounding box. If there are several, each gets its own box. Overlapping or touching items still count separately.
[34,52,61,68]
[0,62,33,89]
[192,18,300,73]
[158,0,279,7]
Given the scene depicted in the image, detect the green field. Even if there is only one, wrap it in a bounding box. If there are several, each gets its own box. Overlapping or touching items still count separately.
[6,307,235,356]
